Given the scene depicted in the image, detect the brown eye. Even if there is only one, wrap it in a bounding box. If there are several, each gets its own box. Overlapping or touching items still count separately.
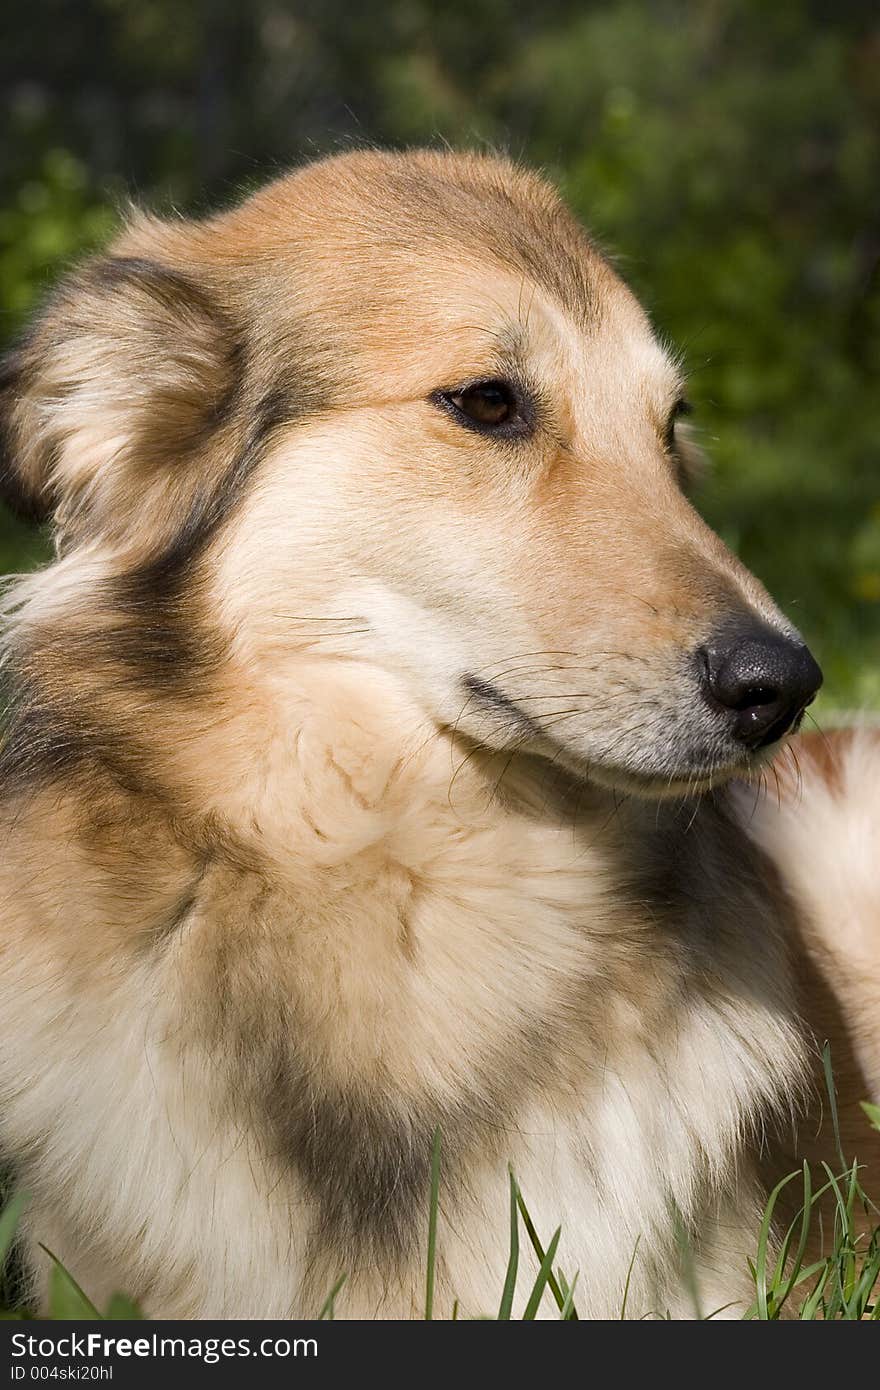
[438,379,524,433]
[451,381,514,426]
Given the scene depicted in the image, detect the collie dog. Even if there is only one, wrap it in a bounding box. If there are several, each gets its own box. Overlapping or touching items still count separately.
[0,150,877,1318]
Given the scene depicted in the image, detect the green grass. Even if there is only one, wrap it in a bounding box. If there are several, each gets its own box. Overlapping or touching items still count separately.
[3,1098,878,1321]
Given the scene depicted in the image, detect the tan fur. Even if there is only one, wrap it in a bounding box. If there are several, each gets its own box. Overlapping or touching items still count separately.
[737,731,880,1126]
[0,150,876,1319]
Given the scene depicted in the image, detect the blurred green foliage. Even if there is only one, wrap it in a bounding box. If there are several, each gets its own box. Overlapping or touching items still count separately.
[1,0,878,708]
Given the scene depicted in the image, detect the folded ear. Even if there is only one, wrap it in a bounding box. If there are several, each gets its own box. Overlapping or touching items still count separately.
[0,252,242,550]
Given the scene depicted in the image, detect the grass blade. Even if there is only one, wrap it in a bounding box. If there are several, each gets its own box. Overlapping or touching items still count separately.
[41,1246,101,1320]
[844,1245,880,1320]
[620,1234,641,1320]
[822,1042,846,1173]
[317,1273,347,1320]
[559,1270,580,1320]
[497,1168,519,1320]
[799,1260,832,1320]
[673,1208,703,1320]
[104,1293,143,1320]
[752,1169,804,1319]
[522,1226,561,1320]
[425,1126,442,1321]
[515,1187,578,1318]
[773,1162,813,1311]
[0,1193,28,1271]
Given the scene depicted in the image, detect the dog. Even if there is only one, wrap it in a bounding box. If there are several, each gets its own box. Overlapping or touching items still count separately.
[0,149,877,1319]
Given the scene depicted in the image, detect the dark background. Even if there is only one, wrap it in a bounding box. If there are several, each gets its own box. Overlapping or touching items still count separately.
[2,0,878,709]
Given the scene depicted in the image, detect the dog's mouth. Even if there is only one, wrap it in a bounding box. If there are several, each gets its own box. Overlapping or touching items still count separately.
[459,671,779,800]
[459,614,821,800]
[461,674,544,738]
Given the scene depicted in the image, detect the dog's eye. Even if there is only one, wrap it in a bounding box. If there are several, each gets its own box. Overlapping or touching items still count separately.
[450,382,514,426]
[439,380,521,431]
[665,398,693,450]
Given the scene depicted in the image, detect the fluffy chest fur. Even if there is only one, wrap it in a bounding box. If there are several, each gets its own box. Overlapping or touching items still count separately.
[0,671,803,1319]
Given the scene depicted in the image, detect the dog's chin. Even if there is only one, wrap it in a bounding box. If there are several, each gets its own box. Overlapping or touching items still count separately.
[580,757,750,800]
[523,734,757,800]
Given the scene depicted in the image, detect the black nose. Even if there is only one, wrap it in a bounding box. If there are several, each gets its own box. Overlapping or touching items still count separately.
[699,622,823,749]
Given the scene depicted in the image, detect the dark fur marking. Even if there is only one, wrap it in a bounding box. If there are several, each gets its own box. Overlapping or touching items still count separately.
[120,385,296,603]
[89,256,226,324]
[0,664,175,806]
[0,684,91,792]
[103,387,299,691]
[254,1018,562,1267]
[265,1066,435,1264]
[383,168,599,325]
[150,875,207,945]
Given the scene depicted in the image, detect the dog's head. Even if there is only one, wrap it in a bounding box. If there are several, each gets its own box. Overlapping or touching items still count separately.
[0,150,821,795]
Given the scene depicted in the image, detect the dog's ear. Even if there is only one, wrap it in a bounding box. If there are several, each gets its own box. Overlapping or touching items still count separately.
[0,253,241,549]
